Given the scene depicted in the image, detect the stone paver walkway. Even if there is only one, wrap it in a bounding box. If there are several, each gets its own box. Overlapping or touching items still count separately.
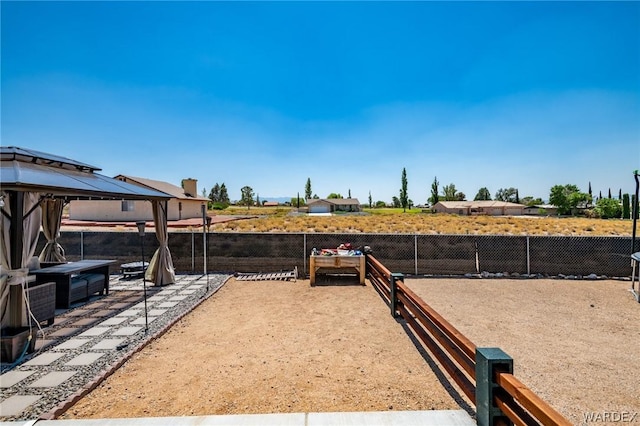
[0,273,229,421]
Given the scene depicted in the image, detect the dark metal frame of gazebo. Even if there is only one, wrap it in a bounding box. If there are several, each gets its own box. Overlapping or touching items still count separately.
[1,146,174,362]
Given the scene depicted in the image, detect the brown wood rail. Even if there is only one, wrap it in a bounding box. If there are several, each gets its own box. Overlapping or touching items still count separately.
[494,387,539,426]
[495,372,572,426]
[398,302,476,403]
[398,291,476,379]
[365,254,571,426]
[366,254,391,280]
[397,279,477,362]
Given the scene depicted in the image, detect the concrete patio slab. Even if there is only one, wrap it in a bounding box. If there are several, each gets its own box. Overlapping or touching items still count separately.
[114,310,142,317]
[99,317,128,326]
[131,317,158,325]
[0,371,35,388]
[70,317,102,327]
[111,326,143,336]
[77,327,110,338]
[28,371,76,387]
[0,395,42,417]
[23,353,65,366]
[65,353,105,366]
[48,328,79,338]
[53,339,91,350]
[90,339,126,350]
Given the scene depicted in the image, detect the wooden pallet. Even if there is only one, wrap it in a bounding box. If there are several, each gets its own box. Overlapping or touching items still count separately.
[236,267,297,282]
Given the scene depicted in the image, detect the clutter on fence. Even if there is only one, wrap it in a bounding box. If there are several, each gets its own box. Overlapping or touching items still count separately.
[311,243,370,257]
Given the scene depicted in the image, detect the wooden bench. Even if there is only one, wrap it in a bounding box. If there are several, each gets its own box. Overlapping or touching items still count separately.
[309,254,366,286]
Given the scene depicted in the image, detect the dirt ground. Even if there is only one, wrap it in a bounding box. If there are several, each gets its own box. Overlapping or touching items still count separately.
[62,277,465,419]
[62,276,640,424]
[405,278,640,425]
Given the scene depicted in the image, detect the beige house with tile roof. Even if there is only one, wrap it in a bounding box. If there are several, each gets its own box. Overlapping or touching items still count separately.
[69,176,209,221]
[432,201,525,216]
[306,198,361,213]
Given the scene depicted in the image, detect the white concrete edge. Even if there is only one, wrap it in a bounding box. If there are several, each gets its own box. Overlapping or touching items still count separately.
[1,410,475,426]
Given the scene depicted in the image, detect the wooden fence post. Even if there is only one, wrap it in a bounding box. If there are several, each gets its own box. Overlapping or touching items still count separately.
[476,347,513,426]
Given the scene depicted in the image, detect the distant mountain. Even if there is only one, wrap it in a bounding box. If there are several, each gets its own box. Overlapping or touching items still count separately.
[260,196,293,204]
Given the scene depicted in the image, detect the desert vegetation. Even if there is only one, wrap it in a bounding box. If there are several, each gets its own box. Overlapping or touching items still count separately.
[210,208,632,236]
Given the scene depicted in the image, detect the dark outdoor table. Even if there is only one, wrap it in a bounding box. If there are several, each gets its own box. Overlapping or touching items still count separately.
[31,259,116,308]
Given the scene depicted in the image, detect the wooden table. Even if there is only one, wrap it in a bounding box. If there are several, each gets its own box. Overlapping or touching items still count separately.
[31,259,116,308]
[309,255,366,285]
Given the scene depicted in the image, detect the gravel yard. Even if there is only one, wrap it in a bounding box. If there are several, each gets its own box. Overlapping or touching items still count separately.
[61,278,464,419]
[405,278,640,425]
[58,276,640,424]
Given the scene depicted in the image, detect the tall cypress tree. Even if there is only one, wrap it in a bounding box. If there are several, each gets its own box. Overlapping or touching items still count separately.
[400,168,408,212]
[623,194,631,219]
[429,176,439,205]
[305,178,312,200]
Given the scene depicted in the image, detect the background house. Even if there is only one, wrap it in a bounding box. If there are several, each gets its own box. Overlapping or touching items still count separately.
[306,198,361,214]
[69,176,208,221]
[523,204,559,216]
[432,201,525,216]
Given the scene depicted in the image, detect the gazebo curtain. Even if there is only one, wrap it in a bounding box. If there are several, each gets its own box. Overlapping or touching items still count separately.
[146,200,175,286]
[39,198,67,263]
[0,191,42,328]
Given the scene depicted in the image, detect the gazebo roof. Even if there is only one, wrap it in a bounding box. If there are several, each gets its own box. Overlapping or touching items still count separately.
[1,146,170,200]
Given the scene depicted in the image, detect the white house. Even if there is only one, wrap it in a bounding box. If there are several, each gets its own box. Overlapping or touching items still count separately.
[69,176,209,221]
[432,201,525,216]
[306,198,361,214]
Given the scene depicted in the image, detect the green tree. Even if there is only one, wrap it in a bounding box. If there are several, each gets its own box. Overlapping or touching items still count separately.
[209,183,221,203]
[348,189,352,198]
[219,183,230,204]
[392,196,401,208]
[368,191,372,209]
[327,193,343,199]
[595,197,621,219]
[622,193,631,219]
[375,200,387,208]
[240,186,254,210]
[290,197,306,206]
[305,178,312,200]
[442,183,465,201]
[429,176,439,205]
[521,196,543,207]
[495,187,519,203]
[549,184,589,215]
[474,187,492,201]
[399,168,408,212]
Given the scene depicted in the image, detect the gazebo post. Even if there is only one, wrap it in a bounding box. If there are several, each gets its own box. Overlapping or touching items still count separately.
[8,191,24,270]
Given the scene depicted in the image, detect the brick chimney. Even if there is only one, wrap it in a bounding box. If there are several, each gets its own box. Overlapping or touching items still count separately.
[182,178,198,197]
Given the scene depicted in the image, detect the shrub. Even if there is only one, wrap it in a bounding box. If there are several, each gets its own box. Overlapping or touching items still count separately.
[595,198,621,219]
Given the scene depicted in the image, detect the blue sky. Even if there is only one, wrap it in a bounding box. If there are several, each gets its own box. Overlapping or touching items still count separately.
[2,1,639,204]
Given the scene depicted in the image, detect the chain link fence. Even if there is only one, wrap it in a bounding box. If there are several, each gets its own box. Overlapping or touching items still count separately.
[40,232,633,278]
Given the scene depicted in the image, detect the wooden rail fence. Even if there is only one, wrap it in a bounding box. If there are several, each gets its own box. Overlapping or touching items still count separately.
[365,254,571,426]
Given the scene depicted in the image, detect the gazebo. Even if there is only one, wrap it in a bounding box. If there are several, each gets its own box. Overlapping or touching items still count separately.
[1,146,174,359]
